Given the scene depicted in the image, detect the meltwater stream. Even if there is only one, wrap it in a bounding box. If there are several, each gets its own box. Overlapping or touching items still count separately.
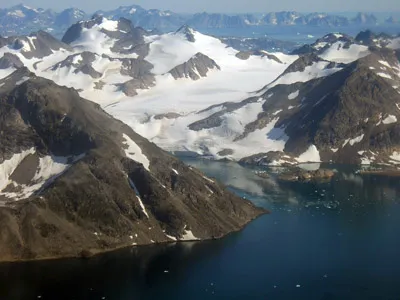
[1,160,400,300]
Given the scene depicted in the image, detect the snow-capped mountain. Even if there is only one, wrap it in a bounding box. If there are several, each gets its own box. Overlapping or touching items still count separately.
[96,5,186,30]
[0,17,400,167]
[0,66,264,261]
[0,5,86,37]
[1,4,399,37]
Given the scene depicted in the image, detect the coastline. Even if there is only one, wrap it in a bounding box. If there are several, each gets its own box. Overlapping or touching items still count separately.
[0,209,268,264]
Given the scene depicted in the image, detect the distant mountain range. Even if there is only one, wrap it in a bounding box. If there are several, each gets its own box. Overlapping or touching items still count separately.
[0,4,400,37]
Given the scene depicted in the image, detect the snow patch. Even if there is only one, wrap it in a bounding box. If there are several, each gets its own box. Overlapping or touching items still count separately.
[349,134,364,146]
[165,234,177,241]
[203,176,214,183]
[377,72,392,80]
[288,90,299,100]
[272,109,282,116]
[378,60,391,68]
[296,145,321,163]
[319,42,370,64]
[390,152,400,161]
[181,227,199,241]
[122,134,150,171]
[1,152,85,201]
[382,115,397,124]
[0,148,35,191]
[16,76,29,85]
[128,177,150,219]
[99,19,119,32]
[342,139,350,147]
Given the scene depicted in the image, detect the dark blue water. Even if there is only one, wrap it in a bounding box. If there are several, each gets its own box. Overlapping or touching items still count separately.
[1,161,400,300]
[201,24,400,44]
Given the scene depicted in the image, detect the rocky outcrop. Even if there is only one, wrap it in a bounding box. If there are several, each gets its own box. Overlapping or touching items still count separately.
[239,49,400,165]
[118,75,156,96]
[175,25,196,42]
[168,52,220,80]
[50,51,102,78]
[0,69,265,262]
[235,50,282,63]
[291,33,353,55]
[4,30,72,59]
[0,53,23,69]
[188,97,259,131]
[278,168,335,182]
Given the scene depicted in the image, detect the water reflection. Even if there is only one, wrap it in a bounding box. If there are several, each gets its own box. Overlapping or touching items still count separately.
[183,159,400,213]
[0,160,400,300]
[0,237,241,300]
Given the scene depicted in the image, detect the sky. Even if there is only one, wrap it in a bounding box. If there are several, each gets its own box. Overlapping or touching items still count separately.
[2,0,400,14]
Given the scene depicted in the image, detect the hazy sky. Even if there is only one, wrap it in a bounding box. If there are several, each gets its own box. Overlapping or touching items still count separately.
[3,0,400,13]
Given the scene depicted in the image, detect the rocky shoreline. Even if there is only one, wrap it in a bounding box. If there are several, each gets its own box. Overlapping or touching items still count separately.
[0,209,267,263]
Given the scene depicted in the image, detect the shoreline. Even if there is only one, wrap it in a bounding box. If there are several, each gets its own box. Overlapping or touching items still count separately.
[0,210,268,265]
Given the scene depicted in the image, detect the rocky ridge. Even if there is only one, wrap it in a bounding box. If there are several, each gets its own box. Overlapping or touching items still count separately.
[0,68,265,262]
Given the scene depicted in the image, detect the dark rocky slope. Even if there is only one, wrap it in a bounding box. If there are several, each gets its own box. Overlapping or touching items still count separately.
[239,49,400,165]
[0,69,265,262]
[168,52,220,80]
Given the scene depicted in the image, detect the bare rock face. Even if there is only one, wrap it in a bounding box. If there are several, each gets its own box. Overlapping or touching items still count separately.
[235,50,282,63]
[0,53,23,69]
[168,52,220,80]
[3,30,72,59]
[62,16,150,58]
[0,69,265,262]
[238,49,400,165]
[50,51,102,78]
[175,25,196,42]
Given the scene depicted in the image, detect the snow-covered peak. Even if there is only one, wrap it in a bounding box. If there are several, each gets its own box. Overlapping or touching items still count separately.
[62,17,136,50]
[175,24,196,42]
[318,41,370,64]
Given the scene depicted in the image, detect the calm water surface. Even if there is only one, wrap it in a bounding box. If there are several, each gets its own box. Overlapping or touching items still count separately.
[1,160,400,300]
[201,25,400,44]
